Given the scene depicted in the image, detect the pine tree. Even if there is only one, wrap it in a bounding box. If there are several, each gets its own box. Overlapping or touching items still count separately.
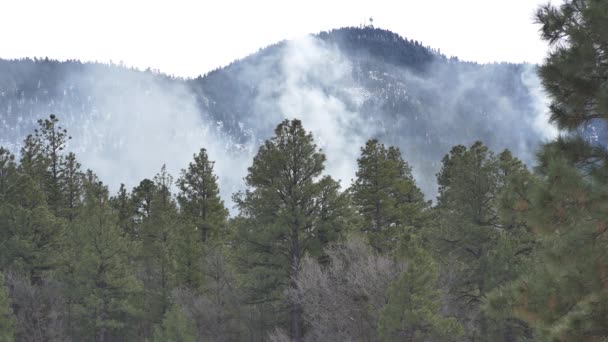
[234,119,348,341]
[177,148,228,244]
[171,221,204,291]
[487,140,608,340]
[378,237,462,341]
[6,178,63,284]
[0,148,18,269]
[18,134,46,190]
[136,166,179,338]
[69,171,140,341]
[33,114,71,214]
[0,272,15,342]
[350,139,428,252]
[0,147,17,201]
[110,184,136,239]
[131,178,156,225]
[433,142,533,340]
[434,142,500,317]
[0,117,71,283]
[485,2,608,340]
[535,0,608,131]
[152,305,197,342]
[58,152,83,222]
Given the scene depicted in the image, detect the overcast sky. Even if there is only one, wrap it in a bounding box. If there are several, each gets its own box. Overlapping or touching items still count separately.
[1,0,555,78]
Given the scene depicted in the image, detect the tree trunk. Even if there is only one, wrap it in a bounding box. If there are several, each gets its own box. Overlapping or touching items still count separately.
[290,220,303,342]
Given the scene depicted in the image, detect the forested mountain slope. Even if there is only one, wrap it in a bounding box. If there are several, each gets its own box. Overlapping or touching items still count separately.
[0,27,552,199]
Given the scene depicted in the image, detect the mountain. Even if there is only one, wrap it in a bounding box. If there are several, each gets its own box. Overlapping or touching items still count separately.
[0,27,555,202]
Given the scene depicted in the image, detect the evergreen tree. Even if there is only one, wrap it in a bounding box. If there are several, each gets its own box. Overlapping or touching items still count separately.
[0,116,72,283]
[153,305,197,342]
[137,166,179,338]
[110,184,136,240]
[434,142,500,319]
[0,272,15,342]
[33,114,71,214]
[378,237,462,341]
[487,140,608,340]
[58,152,83,222]
[0,148,18,269]
[69,171,140,341]
[433,142,532,340]
[485,2,608,340]
[0,147,17,201]
[350,139,428,252]
[234,119,348,341]
[535,0,608,131]
[177,148,228,244]
[171,221,204,291]
[18,134,46,190]
[6,176,63,284]
[131,178,156,225]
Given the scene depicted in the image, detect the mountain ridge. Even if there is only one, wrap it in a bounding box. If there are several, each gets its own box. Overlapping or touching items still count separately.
[0,27,553,203]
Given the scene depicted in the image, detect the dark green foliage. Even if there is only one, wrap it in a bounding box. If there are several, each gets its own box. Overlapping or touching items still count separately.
[0,147,18,201]
[110,184,136,239]
[0,148,18,269]
[432,142,534,340]
[378,238,462,341]
[131,178,156,224]
[32,114,71,214]
[536,0,608,131]
[482,2,608,341]
[168,148,228,293]
[177,148,228,244]
[58,152,83,222]
[1,165,63,284]
[171,222,204,291]
[350,139,428,252]
[68,171,140,341]
[234,119,349,340]
[0,273,14,342]
[136,166,179,337]
[488,139,608,341]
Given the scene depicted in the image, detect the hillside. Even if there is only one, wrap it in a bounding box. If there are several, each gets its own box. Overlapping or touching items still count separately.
[0,27,552,200]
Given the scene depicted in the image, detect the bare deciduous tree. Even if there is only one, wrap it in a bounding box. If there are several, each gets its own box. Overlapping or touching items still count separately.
[5,272,68,342]
[290,237,405,341]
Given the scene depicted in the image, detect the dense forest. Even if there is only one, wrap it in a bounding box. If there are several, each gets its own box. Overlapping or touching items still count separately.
[1,0,608,341]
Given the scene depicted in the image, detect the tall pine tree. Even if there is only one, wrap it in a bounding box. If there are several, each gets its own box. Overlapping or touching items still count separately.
[350,139,428,252]
[234,119,348,341]
[136,166,179,338]
[33,114,71,215]
[487,2,608,338]
[68,171,140,341]
[433,142,533,340]
[177,148,228,244]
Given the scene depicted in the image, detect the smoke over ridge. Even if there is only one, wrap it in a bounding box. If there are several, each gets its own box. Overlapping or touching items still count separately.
[0,28,556,209]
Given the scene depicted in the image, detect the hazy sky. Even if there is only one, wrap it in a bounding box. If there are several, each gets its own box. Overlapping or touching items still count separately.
[2,0,554,77]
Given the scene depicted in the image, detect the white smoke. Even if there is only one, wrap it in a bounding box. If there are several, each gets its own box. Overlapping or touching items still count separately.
[2,32,555,210]
[61,67,253,209]
[254,36,379,186]
[520,64,558,141]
